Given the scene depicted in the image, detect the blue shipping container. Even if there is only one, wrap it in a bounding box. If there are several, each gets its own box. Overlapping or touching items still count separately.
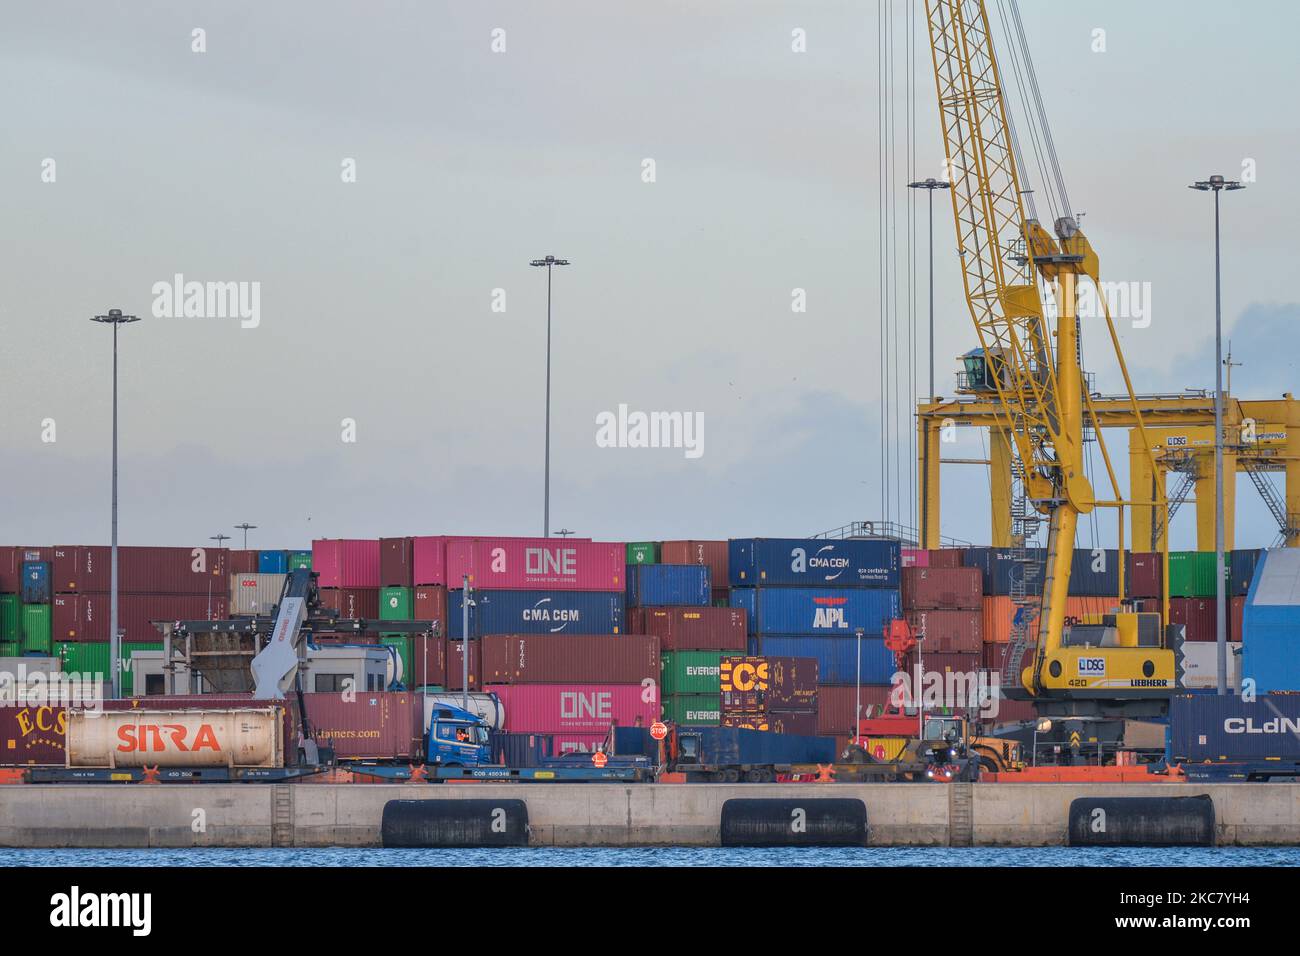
[1169,693,1300,762]
[754,635,897,685]
[258,550,289,574]
[1241,549,1300,691]
[21,562,51,604]
[730,587,900,637]
[614,725,835,765]
[1068,549,1121,597]
[1230,549,1263,597]
[626,564,710,607]
[448,589,625,637]
[729,538,899,588]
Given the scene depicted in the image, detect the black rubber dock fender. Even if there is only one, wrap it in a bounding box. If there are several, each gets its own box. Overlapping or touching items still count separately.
[381,799,529,848]
[720,798,869,847]
[1067,794,1216,847]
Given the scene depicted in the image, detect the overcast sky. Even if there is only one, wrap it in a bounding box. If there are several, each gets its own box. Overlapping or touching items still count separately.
[1,1,1295,553]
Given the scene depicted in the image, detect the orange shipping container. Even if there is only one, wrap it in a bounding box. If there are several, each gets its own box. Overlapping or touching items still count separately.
[981,595,1126,643]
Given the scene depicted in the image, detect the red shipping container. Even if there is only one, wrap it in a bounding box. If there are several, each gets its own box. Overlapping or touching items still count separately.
[981,642,1017,672]
[927,549,966,569]
[0,702,67,765]
[380,537,415,588]
[634,606,747,651]
[721,710,819,736]
[902,549,930,568]
[312,539,379,588]
[910,651,983,676]
[1231,595,1245,643]
[0,547,50,593]
[1170,597,1217,641]
[985,698,1037,725]
[720,656,819,709]
[481,634,660,684]
[488,683,658,734]
[52,593,229,643]
[414,586,450,636]
[906,609,983,653]
[816,685,897,736]
[711,587,730,608]
[445,638,482,691]
[51,546,228,594]
[660,541,728,592]
[448,538,623,592]
[302,692,423,760]
[552,733,609,754]
[227,550,260,574]
[318,587,379,620]
[902,567,982,610]
[406,633,446,687]
[1127,552,1162,598]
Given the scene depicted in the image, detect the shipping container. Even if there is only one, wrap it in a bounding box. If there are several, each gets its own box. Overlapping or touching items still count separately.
[318,587,379,621]
[627,606,746,651]
[448,589,625,638]
[448,538,623,592]
[488,683,657,734]
[481,634,660,685]
[53,641,161,677]
[1127,552,1162,598]
[414,586,449,634]
[927,550,966,569]
[304,692,423,761]
[904,608,983,653]
[901,567,982,610]
[0,702,67,765]
[729,538,900,588]
[1068,549,1122,597]
[66,707,284,769]
[383,634,446,689]
[1169,693,1300,762]
[752,635,896,685]
[380,537,415,587]
[1169,597,1218,642]
[230,573,286,615]
[445,638,482,691]
[1178,641,1242,690]
[719,656,819,709]
[1231,595,1244,643]
[227,549,261,574]
[1230,549,1263,597]
[625,564,710,607]
[963,547,1044,596]
[0,547,50,594]
[1241,549,1300,691]
[901,549,929,568]
[668,726,836,765]
[720,711,819,736]
[490,731,554,766]
[51,546,228,595]
[0,594,18,643]
[980,594,1124,644]
[662,693,721,726]
[21,562,51,604]
[380,586,414,620]
[813,683,895,735]
[909,651,983,676]
[51,593,228,644]
[20,604,52,654]
[1168,551,1230,598]
[661,650,734,695]
[287,550,312,571]
[626,542,659,565]
[659,541,728,591]
[412,536,451,586]
[730,587,900,637]
[312,539,380,589]
[258,550,289,574]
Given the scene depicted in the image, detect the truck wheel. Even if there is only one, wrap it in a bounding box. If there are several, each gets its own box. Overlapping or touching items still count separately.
[979,757,998,774]
[745,769,764,783]
[724,769,741,783]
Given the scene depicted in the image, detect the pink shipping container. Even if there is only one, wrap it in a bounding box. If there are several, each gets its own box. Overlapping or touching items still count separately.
[52,593,229,643]
[552,733,610,755]
[0,547,50,593]
[902,567,982,610]
[302,692,423,760]
[902,549,930,568]
[905,608,984,653]
[51,546,228,594]
[488,683,658,734]
[659,541,728,593]
[318,587,379,620]
[448,538,624,592]
[627,606,747,651]
[312,539,380,588]
[412,536,451,586]
[379,537,415,587]
[481,634,660,684]
[816,684,897,736]
[1170,597,1217,642]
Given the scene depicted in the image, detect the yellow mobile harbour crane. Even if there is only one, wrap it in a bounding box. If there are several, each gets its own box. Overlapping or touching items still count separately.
[921,0,1178,758]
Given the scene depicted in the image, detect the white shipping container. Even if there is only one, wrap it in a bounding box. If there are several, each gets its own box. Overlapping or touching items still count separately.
[230,573,287,615]
[66,707,284,768]
[1180,641,1242,689]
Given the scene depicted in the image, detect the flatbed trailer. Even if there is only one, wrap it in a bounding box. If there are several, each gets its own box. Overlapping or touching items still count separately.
[347,764,652,783]
[672,761,934,783]
[1178,761,1300,783]
[23,766,328,784]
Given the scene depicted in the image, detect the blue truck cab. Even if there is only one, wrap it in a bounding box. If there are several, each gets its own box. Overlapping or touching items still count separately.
[424,704,492,767]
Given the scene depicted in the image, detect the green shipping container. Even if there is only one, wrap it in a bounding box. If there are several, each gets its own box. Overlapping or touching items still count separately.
[54,641,163,676]
[288,551,313,571]
[626,542,659,565]
[20,604,52,654]
[663,693,721,726]
[380,586,414,620]
[0,594,19,642]
[0,641,19,657]
[661,650,738,695]
[381,635,412,684]
[1168,551,1230,598]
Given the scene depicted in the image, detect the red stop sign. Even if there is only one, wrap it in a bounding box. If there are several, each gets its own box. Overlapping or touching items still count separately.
[650,721,668,740]
[592,751,608,768]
